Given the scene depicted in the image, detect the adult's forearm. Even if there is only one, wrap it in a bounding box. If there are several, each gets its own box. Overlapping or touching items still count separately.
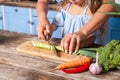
[36,0,49,24]
[80,2,115,37]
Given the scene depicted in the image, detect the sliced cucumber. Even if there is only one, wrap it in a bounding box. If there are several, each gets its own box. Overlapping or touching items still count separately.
[33,41,97,58]
[32,41,63,51]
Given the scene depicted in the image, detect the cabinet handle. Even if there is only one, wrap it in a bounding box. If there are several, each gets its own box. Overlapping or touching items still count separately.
[0,17,2,20]
[28,21,34,25]
[14,9,18,12]
[32,15,38,17]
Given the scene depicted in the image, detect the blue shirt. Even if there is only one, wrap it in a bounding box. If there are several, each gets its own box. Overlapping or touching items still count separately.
[53,4,91,37]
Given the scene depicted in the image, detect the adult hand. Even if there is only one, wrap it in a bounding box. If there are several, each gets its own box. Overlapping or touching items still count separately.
[37,18,50,40]
[60,31,86,54]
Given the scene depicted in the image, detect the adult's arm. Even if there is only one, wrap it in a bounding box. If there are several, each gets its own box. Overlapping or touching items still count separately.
[36,0,50,40]
[36,0,49,26]
[80,0,115,38]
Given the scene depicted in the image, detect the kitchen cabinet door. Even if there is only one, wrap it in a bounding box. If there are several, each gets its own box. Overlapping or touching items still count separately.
[109,17,120,40]
[0,5,3,29]
[32,9,62,38]
[31,9,37,35]
[4,6,30,33]
[32,15,38,35]
[111,30,120,40]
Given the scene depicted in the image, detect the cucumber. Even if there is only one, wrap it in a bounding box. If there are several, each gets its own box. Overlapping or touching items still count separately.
[33,41,97,58]
[32,41,63,51]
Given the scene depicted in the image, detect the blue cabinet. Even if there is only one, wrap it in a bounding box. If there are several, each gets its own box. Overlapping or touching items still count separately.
[2,5,120,41]
[2,5,61,38]
[109,17,120,40]
[0,6,3,29]
[32,9,62,38]
[4,6,30,33]
[31,9,38,35]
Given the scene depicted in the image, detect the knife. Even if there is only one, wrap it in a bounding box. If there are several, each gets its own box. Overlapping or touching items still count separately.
[46,35,59,57]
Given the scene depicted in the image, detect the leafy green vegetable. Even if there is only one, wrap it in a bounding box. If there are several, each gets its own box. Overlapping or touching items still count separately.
[97,40,120,72]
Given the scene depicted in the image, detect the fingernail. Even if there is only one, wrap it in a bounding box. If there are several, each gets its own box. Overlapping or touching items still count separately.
[63,49,65,52]
[47,30,50,33]
[69,51,72,55]
[65,50,68,54]
[74,50,77,53]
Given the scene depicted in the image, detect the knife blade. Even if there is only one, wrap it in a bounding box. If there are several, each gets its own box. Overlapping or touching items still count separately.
[46,35,59,57]
[50,42,59,57]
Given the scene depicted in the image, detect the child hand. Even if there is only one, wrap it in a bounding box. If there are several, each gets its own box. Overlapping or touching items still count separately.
[60,31,86,54]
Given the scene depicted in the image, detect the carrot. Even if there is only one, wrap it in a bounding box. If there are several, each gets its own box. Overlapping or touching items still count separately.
[55,56,92,70]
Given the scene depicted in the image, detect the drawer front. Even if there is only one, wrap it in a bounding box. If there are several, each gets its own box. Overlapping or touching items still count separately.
[32,9,37,17]
[111,30,120,40]
[32,9,57,24]
[4,6,29,14]
[32,9,57,18]
[32,17,38,35]
[5,14,30,33]
[0,6,3,29]
[0,14,2,29]
[109,17,120,29]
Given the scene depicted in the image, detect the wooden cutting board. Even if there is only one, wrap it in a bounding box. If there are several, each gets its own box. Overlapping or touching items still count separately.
[16,41,82,62]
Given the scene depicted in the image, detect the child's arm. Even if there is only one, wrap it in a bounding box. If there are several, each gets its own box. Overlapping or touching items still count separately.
[80,35,95,48]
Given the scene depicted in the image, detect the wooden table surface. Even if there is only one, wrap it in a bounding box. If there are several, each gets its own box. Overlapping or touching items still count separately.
[0,30,120,80]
